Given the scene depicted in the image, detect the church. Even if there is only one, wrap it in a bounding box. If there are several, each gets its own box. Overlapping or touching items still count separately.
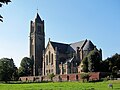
[30,13,102,76]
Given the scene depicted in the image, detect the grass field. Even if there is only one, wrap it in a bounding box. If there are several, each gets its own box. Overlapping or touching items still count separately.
[0,80,120,90]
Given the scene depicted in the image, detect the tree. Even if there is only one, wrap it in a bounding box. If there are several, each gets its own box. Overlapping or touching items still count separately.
[12,67,19,81]
[103,53,120,72]
[100,59,109,72]
[82,57,88,72]
[80,48,102,73]
[111,53,120,70]
[18,57,33,77]
[112,66,118,78]
[0,0,11,22]
[0,58,17,83]
[87,48,101,72]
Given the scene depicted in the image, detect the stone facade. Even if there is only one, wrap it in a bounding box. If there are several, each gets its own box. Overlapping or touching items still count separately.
[43,39,102,76]
[30,13,45,76]
[42,40,57,76]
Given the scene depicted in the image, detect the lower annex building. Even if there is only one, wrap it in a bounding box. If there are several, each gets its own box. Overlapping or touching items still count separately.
[30,13,102,76]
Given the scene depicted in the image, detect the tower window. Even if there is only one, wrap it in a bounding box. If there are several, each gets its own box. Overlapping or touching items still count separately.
[37,26,41,33]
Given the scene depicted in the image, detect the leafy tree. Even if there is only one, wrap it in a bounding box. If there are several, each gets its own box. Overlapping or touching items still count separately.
[0,58,17,83]
[87,48,101,72]
[0,0,11,22]
[81,57,88,72]
[80,48,102,73]
[18,57,33,77]
[12,67,19,81]
[100,59,109,72]
[103,53,120,72]
[111,53,120,70]
[112,66,118,78]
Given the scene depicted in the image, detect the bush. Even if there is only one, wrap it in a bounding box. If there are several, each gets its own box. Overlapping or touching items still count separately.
[48,73,55,81]
[80,73,90,82]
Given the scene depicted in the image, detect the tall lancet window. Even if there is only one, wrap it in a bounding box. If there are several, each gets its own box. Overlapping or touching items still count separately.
[51,53,53,65]
[46,55,48,65]
[49,51,51,64]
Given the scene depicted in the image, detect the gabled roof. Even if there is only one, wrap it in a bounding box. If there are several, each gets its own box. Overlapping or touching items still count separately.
[68,40,86,52]
[50,41,69,54]
[48,39,95,54]
[83,40,94,50]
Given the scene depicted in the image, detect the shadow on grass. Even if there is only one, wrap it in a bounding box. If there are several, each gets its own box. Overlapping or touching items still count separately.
[0,81,53,84]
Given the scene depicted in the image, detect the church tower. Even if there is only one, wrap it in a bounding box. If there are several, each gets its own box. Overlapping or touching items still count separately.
[30,13,45,76]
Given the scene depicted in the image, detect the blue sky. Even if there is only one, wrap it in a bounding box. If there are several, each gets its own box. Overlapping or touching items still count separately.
[0,0,120,67]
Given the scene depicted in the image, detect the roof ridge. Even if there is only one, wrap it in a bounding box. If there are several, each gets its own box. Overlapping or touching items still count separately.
[70,39,86,45]
[50,41,69,45]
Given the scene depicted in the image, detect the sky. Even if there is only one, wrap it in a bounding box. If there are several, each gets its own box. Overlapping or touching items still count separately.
[0,0,120,67]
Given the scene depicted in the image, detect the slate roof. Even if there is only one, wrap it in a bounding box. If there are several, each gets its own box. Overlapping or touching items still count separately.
[68,40,86,52]
[50,40,95,54]
[83,40,94,50]
[50,41,69,53]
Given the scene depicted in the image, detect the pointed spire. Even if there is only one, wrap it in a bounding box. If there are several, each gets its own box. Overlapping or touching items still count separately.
[36,13,41,20]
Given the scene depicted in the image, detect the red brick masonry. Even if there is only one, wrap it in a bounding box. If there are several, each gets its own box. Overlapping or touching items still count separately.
[20,72,100,82]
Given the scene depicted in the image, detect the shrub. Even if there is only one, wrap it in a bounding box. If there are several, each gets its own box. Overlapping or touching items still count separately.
[48,73,55,81]
[80,73,90,82]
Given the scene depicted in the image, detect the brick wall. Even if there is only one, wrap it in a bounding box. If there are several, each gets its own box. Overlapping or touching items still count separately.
[68,74,78,81]
[61,74,68,81]
[20,72,100,82]
[19,76,34,82]
[89,72,100,81]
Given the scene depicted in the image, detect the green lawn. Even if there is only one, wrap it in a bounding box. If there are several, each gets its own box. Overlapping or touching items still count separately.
[0,80,120,90]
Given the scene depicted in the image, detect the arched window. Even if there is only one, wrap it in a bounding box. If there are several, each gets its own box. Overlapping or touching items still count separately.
[51,53,53,65]
[46,55,48,65]
[49,51,51,64]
